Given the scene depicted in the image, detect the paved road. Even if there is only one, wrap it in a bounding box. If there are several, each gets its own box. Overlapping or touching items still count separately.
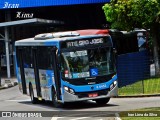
[0,86,159,120]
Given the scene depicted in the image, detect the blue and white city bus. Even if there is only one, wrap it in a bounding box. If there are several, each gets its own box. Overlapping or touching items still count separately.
[15,29,118,107]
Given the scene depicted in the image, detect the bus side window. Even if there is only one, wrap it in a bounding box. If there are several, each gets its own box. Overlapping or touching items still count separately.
[23,47,32,68]
[37,46,53,70]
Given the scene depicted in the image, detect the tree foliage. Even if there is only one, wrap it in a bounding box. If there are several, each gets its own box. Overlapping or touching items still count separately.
[103,0,160,75]
[103,0,160,31]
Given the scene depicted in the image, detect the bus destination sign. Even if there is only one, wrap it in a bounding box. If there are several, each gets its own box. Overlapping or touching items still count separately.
[67,38,103,47]
[64,37,111,48]
[61,36,112,48]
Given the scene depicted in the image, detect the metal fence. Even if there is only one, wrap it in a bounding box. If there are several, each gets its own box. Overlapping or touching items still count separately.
[117,50,160,96]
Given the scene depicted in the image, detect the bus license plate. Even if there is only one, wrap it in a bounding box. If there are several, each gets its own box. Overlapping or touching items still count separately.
[88,93,98,97]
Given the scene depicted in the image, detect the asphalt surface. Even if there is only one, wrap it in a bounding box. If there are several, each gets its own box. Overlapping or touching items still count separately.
[0,85,159,120]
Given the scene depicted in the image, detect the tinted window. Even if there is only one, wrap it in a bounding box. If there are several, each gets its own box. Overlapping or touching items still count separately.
[23,47,33,68]
[37,47,53,70]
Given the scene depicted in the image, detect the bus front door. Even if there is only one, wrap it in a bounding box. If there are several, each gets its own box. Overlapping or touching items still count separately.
[51,48,61,101]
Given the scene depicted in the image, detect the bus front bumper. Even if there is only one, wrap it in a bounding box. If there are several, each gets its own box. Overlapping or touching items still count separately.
[63,84,118,102]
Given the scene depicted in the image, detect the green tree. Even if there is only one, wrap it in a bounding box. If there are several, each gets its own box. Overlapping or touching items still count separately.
[103,0,160,76]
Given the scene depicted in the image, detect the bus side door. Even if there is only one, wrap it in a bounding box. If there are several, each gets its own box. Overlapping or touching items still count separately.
[16,47,27,94]
[32,47,42,98]
[35,46,61,101]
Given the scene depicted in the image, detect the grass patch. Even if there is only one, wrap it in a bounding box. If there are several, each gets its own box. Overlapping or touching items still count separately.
[119,107,160,120]
[119,77,160,96]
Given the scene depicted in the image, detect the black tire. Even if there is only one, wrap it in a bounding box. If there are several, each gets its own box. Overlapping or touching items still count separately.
[29,84,38,104]
[52,88,62,108]
[95,98,110,105]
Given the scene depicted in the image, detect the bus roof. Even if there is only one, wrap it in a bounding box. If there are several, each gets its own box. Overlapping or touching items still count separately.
[76,29,109,35]
[15,29,110,46]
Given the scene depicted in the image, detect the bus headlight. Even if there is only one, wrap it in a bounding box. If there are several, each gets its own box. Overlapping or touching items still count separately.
[110,80,117,91]
[114,80,117,86]
[110,84,114,90]
[64,86,75,94]
[64,86,69,92]
[69,88,75,94]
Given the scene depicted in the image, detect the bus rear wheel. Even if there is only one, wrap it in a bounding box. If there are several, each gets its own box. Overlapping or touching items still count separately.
[29,84,38,104]
[95,98,110,105]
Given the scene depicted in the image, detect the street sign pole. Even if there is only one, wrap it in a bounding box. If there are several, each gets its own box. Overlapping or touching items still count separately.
[4,10,11,79]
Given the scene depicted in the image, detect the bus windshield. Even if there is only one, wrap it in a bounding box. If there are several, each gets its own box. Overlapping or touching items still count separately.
[61,47,115,79]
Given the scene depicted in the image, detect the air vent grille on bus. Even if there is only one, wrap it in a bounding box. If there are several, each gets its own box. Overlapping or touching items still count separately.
[34,31,80,40]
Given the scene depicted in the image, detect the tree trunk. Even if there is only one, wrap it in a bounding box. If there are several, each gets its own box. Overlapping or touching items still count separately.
[151,24,160,76]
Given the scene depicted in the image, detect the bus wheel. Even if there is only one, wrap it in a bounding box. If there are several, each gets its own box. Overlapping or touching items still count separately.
[95,98,110,105]
[52,88,61,108]
[29,84,38,104]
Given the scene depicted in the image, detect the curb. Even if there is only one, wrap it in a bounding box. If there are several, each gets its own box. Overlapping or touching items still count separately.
[114,94,160,98]
[0,86,6,90]
[0,81,18,90]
